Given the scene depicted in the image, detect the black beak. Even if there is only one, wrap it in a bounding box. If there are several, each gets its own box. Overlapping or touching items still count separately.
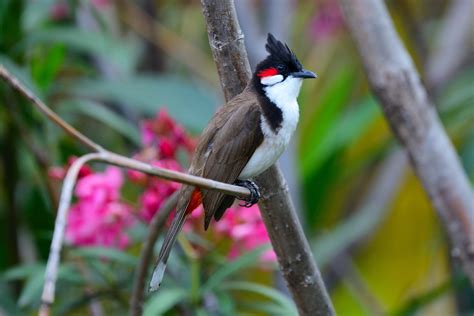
[292,69,317,79]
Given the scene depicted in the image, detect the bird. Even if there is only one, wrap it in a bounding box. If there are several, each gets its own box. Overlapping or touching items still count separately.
[149,33,316,291]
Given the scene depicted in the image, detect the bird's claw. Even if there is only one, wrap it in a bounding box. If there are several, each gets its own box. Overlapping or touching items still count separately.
[235,180,260,207]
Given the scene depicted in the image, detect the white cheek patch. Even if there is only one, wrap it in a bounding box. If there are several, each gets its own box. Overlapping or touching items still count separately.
[260,74,284,86]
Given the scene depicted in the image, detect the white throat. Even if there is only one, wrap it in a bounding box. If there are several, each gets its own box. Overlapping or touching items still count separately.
[238,76,302,179]
[263,75,303,106]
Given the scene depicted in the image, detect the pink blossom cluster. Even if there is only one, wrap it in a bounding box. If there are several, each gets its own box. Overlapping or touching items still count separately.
[131,109,195,222]
[65,167,134,249]
[188,205,276,262]
[50,109,275,262]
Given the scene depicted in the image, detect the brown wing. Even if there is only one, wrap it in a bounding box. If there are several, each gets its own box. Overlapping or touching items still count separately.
[194,99,263,229]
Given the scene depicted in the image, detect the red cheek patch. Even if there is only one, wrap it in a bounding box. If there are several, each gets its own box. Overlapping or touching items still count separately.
[257,67,278,78]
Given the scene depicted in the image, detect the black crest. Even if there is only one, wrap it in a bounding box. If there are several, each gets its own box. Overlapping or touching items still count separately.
[265,33,300,67]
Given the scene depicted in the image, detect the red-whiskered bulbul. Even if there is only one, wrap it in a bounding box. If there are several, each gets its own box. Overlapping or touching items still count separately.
[149,33,316,291]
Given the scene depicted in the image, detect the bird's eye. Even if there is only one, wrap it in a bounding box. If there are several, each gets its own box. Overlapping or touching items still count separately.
[277,64,286,72]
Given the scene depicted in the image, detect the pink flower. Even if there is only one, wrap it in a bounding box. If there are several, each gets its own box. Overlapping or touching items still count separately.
[190,204,276,263]
[309,0,344,40]
[65,167,134,249]
[139,109,195,158]
[48,156,93,180]
[137,160,182,222]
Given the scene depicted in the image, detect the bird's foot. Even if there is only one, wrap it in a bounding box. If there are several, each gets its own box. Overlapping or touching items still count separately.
[235,180,260,207]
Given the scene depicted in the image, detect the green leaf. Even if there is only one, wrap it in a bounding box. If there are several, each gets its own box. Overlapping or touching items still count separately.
[240,302,294,315]
[0,282,25,316]
[64,75,218,132]
[143,287,188,316]
[21,27,141,75]
[18,270,44,307]
[201,245,269,293]
[2,263,43,281]
[221,281,297,315]
[300,66,356,178]
[214,290,236,315]
[31,43,65,90]
[57,99,141,145]
[22,0,56,30]
[303,96,379,178]
[70,246,137,266]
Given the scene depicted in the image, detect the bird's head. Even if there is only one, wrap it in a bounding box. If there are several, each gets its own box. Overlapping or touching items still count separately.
[253,33,316,99]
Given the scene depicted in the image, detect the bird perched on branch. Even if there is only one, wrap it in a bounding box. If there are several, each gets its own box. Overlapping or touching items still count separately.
[150,33,316,291]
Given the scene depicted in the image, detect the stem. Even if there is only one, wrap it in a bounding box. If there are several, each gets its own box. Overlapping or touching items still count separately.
[0,65,105,153]
[200,1,335,315]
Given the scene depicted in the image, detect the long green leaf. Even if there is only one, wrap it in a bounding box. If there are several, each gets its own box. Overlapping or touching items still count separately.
[18,270,44,307]
[201,245,269,293]
[299,66,355,176]
[143,288,188,316]
[303,96,379,177]
[2,263,43,281]
[70,246,137,266]
[64,75,218,132]
[221,281,297,315]
[22,27,140,75]
[57,99,141,145]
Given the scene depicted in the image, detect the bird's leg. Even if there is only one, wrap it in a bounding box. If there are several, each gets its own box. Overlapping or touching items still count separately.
[235,180,261,207]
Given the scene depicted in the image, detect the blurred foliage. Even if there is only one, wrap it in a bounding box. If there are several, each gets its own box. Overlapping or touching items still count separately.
[0,0,473,315]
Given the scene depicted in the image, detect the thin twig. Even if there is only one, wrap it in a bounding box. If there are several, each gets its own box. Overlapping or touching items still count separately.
[129,192,179,316]
[0,65,105,153]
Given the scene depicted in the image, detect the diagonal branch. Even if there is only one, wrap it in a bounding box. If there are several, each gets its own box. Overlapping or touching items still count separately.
[0,65,105,153]
[338,0,474,284]
[200,1,335,315]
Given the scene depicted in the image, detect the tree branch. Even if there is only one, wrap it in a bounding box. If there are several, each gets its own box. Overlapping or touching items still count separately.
[0,65,105,153]
[200,1,335,315]
[338,0,474,284]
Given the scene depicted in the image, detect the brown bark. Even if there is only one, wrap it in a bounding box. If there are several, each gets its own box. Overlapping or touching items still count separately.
[338,0,474,284]
[200,1,335,315]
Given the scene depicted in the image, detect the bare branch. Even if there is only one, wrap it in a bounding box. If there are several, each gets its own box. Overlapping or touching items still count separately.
[40,153,101,316]
[200,1,335,315]
[338,0,474,284]
[130,192,179,316]
[0,65,105,153]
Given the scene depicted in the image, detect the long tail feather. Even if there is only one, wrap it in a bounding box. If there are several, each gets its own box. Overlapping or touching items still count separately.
[149,188,201,291]
[149,210,188,291]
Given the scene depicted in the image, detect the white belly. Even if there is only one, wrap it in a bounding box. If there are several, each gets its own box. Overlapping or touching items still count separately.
[239,100,299,179]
